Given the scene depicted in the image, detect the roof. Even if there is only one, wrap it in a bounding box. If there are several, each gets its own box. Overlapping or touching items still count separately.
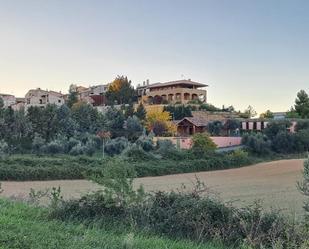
[174,116,209,127]
[0,93,15,97]
[137,79,208,89]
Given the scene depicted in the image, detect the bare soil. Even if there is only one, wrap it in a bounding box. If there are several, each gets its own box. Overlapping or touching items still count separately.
[0,159,305,217]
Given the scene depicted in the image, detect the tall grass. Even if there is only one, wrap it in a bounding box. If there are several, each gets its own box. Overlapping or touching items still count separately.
[0,199,228,249]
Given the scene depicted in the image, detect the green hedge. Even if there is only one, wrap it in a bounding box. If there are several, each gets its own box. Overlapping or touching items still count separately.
[0,152,260,181]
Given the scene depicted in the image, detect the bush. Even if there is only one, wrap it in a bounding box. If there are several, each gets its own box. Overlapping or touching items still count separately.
[136,135,154,152]
[191,133,217,153]
[0,140,9,158]
[43,140,65,154]
[104,137,129,156]
[122,144,159,161]
[271,131,296,153]
[69,143,85,156]
[242,133,272,155]
[32,133,45,155]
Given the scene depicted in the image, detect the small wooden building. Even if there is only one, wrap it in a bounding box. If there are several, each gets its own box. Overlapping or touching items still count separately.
[173,117,208,136]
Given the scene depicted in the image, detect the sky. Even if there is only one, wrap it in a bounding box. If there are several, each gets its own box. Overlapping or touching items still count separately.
[0,0,308,114]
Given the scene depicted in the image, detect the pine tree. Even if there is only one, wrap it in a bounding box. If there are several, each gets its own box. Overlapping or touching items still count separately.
[135,103,146,120]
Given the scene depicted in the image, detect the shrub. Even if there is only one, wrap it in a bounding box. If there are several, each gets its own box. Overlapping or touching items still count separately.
[294,129,309,152]
[44,140,65,154]
[104,137,129,156]
[0,140,9,158]
[263,120,292,140]
[126,116,143,142]
[122,144,159,161]
[69,143,85,156]
[242,133,272,155]
[271,131,296,153]
[32,133,45,155]
[299,156,309,225]
[136,135,154,152]
[191,133,217,153]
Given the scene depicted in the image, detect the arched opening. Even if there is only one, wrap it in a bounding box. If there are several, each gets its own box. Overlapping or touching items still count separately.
[148,96,154,104]
[168,94,174,102]
[192,94,198,100]
[184,93,190,100]
[175,93,181,101]
[153,95,163,104]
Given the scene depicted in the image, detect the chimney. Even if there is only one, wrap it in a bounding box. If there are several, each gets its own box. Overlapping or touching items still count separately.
[143,81,145,86]
[146,79,149,85]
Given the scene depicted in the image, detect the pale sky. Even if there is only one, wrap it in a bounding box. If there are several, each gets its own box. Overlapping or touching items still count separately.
[0,0,308,113]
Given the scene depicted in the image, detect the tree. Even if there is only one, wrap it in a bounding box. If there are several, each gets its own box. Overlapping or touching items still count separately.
[56,105,78,138]
[271,131,295,153]
[163,105,192,120]
[240,105,257,119]
[146,109,176,135]
[191,132,217,152]
[224,119,240,136]
[105,107,126,137]
[125,116,143,141]
[71,102,104,134]
[135,103,146,121]
[294,90,309,118]
[124,104,135,118]
[106,76,136,105]
[242,133,271,155]
[67,84,79,108]
[263,120,291,140]
[259,110,273,119]
[207,121,223,136]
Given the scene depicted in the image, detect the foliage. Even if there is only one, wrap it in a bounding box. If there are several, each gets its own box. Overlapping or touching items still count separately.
[50,175,306,249]
[0,199,224,249]
[263,120,291,140]
[0,150,265,181]
[125,116,143,141]
[67,84,79,108]
[239,106,257,119]
[124,104,135,118]
[32,133,45,155]
[163,105,192,120]
[299,156,309,224]
[146,109,175,135]
[105,137,129,156]
[271,131,296,153]
[294,90,309,118]
[224,119,240,135]
[135,102,146,121]
[199,103,221,112]
[135,134,154,152]
[259,110,274,119]
[191,133,217,153]
[0,97,4,109]
[87,158,145,208]
[0,140,9,158]
[152,121,168,136]
[106,76,136,105]
[207,121,224,136]
[242,133,272,155]
[296,120,309,131]
[105,107,126,137]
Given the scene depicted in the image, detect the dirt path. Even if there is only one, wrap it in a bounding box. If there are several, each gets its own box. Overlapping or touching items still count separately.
[0,159,305,217]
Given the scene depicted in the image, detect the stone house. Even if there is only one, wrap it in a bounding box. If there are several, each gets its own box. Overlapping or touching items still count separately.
[137,79,207,105]
[25,88,64,109]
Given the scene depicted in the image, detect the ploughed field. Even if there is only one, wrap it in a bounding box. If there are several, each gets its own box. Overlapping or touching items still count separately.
[1,159,305,217]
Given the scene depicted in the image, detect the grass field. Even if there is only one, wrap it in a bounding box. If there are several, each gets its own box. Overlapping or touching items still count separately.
[0,199,228,249]
[1,159,306,217]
